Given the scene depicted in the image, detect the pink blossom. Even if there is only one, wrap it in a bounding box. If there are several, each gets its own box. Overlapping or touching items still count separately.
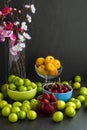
[1,7,12,17]
[19,28,24,33]
[0,37,5,42]
[10,48,18,55]
[0,26,4,31]
[0,11,2,15]
[1,30,13,37]
[14,26,24,33]
[0,1,36,55]
[5,22,13,30]
[10,34,17,45]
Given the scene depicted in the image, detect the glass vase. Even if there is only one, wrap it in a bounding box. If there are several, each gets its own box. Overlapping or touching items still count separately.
[8,45,26,78]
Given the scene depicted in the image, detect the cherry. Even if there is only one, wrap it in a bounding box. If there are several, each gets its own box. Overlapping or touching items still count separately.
[44,83,71,94]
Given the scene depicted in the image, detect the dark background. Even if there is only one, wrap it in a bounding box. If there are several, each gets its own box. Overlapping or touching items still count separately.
[0,1,87,130]
[0,0,87,84]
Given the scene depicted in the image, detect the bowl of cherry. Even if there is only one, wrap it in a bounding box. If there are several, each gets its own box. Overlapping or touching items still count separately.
[37,92,57,117]
[43,82,73,102]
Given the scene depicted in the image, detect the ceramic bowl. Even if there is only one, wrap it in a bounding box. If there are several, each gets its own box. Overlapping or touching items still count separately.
[7,86,37,101]
[43,83,73,102]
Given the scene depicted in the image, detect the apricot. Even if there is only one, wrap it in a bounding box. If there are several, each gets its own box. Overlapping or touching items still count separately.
[45,63,56,72]
[48,69,58,76]
[36,57,45,67]
[53,59,61,69]
[45,56,55,64]
[37,65,48,76]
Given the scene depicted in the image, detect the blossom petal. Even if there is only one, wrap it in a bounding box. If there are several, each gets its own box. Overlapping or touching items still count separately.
[26,14,32,23]
[21,22,28,31]
[10,48,18,55]
[23,32,31,40]
[24,5,30,9]
[0,11,2,15]
[10,34,17,41]
[20,43,26,48]
[14,21,20,25]
[18,33,25,42]
[0,37,5,42]
[31,4,36,14]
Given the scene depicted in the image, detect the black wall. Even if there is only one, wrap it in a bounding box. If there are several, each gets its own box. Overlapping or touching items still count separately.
[0,0,87,84]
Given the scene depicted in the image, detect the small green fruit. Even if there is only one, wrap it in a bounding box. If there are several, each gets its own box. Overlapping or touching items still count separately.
[52,111,64,122]
[74,75,81,82]
[73,99,81,109]
[65,106,76,117]
[73,82,81,89]
[77,95,85,103]
[57,100,66,110]
[8,113,18,123]
[27,110,37,120]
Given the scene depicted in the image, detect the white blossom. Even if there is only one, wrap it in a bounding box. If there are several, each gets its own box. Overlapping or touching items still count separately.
[23,32,31,40]
[18,33,25,42]
[10,48,18,55]
[21,22,28,31]
[0,1,36,56]
[17,46,23,51]
[20,43,26,48]
[26,14,32,23]
[16,42,25,51]
[14,21,20,25]
[12,45,19,51]
[31,4,36,14]
[12,43,22,51]
[24,5,30,9]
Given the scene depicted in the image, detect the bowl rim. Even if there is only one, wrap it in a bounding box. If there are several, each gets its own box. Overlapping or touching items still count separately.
[37,95,57,103]
[7,85,37,94]
[43,82,73,94]
[35,64,63,79]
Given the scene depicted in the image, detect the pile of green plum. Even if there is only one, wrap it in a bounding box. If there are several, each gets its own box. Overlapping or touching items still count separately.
[7,75,37,91]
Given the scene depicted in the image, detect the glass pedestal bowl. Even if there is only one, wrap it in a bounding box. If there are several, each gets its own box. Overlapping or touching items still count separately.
[35,65,63,83]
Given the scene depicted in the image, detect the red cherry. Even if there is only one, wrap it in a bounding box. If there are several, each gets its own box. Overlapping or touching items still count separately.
[52,89,58,93]
[59,89,64,93]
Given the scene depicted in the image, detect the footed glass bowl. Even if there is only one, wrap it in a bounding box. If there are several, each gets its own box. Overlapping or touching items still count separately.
[35,65,63,83]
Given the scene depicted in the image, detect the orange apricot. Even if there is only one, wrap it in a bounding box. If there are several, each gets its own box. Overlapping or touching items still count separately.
[36,57,45,67]
[45,56,55,64]
[37,65,48,76]
[48,69,58,76]
[53,59,61,69]
[45,63,56,71]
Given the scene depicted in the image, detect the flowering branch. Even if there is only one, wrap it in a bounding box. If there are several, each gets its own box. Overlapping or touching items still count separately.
[0,0,36,55]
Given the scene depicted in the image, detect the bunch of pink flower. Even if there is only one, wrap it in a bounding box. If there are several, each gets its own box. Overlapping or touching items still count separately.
[0,1,36,55]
